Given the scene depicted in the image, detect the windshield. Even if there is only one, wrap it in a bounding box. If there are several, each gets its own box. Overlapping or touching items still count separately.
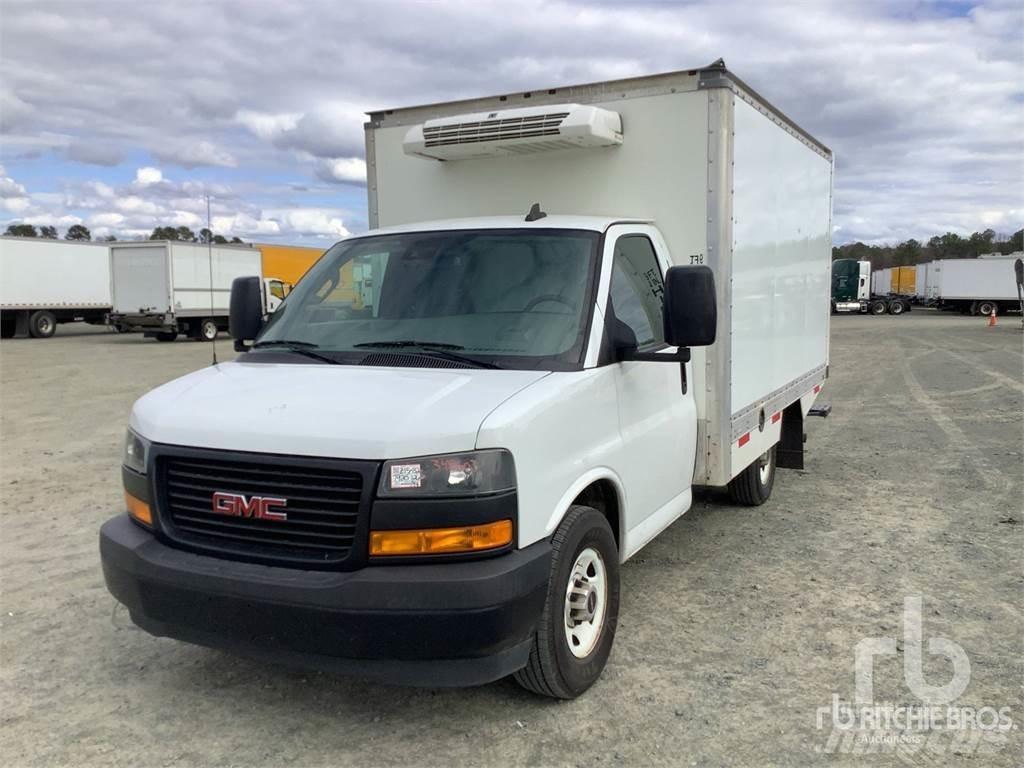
[255,228,600,369]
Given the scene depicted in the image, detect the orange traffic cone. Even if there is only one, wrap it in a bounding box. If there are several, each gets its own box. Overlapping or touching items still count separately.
[988,308,997,327]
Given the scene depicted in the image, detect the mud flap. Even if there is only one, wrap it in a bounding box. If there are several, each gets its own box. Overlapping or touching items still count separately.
[777,401,805,470]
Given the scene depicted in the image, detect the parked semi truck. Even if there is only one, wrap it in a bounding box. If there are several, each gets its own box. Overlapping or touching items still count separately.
[107,241,318,341]
[831,259,910,314]
[0,237,113,338]
[100,61,833,698]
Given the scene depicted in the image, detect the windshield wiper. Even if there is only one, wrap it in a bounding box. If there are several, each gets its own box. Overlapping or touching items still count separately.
[250,340,341,365]
[354,340,503,369]
[354,340,465,350]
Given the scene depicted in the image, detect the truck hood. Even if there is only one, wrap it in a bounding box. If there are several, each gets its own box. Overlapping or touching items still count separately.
[130,361,550,460]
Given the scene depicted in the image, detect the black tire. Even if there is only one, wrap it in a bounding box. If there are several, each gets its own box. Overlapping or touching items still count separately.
[28,310,56,338]
[869,300,887,315]
[514,505,620,699]
[197,319,219,342]
[888,300,905,315]
[155,331,178,342]
[977,301,997,317]
[728,445,777,506]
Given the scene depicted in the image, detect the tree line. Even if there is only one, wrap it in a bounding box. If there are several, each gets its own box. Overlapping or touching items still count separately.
[833,228,1023,270]
[3,223,244,244]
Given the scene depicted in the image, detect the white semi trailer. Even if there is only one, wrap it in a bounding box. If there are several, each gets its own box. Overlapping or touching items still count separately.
[0,237,113,338]
[107,241,276,341]
[101,61,833,698]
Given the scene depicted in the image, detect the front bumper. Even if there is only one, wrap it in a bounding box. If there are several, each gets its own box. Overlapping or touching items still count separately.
[100,514,550,686]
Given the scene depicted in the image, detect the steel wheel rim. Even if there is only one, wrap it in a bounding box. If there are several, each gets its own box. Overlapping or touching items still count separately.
[758,450,772,486]
[202,322,216,340]
[39,316,53,334]
[564,547,607,658]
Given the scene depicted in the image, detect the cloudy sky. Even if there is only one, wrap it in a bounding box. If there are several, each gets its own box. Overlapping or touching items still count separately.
[0,0,1021,245]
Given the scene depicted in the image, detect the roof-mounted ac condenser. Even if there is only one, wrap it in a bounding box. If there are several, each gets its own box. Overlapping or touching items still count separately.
[402,103,623,161]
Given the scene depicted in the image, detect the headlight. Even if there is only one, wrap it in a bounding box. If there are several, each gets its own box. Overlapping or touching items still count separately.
[122,428,151,474]
[378,449,515,497]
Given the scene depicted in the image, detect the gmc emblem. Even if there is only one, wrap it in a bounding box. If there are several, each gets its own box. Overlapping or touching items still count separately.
[211,491,288,522]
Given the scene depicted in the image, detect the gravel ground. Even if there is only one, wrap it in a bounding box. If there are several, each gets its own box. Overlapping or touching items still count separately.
[1,311,1021,767]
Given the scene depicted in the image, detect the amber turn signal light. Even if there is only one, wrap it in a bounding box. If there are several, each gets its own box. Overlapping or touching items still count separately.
[125,491,152,526]
[370,519,513,557]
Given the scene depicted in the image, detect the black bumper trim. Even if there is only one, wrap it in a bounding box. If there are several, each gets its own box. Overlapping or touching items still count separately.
[99,515,550,687]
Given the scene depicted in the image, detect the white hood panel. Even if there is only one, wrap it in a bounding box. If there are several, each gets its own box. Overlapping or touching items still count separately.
[130,361,549,460]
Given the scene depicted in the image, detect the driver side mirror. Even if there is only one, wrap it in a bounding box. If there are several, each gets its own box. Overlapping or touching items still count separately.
[230,275,264,352]
[663,265,716,348]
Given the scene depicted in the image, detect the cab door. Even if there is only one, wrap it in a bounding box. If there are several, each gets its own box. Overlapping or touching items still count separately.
[600,225,697,556]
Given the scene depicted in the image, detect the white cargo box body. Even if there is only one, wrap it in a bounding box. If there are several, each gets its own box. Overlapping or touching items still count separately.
[926,261,942,299]
[110,241,263,316]
[934,258,1019,301]
[365,67,833,486]
[915,262,928,298]
[871,268,890,295]
[0,237,112,309]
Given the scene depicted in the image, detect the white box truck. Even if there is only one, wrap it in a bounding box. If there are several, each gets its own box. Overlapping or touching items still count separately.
[934,256,1023,316]
[100,61,833,698]
[0,237,112,338]
[108,241,272,341]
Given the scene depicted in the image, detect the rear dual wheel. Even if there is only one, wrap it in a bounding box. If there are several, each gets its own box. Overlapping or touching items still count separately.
[28,310,56,338]
[728,445,777,506]
[976,301,998,317]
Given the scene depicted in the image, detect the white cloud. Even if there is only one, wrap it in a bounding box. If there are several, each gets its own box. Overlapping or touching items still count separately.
[66,140,124,166]
[0,87,33,132]
[23,213,82,228]
[0,175,28,198]
[135,167,163,185]
[316,157,367,185]
[266,208,351,238]
[0,1,1020,243]
[114,196,160,215]
[152,140,237,169]
[235,110,301,142]
[87,212,126,228]
[0,197,32,214]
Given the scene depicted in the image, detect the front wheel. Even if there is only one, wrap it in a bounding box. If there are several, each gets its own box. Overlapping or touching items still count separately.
[514,505,620,699]
[728,445,777,506]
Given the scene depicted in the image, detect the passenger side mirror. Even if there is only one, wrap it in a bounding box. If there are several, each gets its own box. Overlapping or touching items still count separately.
[230,276,264,352]
[663,266,716,348]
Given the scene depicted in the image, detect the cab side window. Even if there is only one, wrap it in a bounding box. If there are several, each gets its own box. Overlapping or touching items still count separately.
[608,236,666,350]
